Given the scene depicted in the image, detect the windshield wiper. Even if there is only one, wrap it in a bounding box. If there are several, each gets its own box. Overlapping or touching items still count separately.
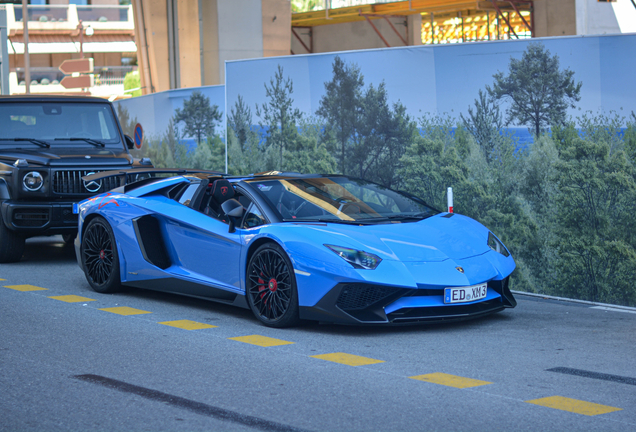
[54,137,106,147]
[389,212,434,220]
[4,137,51,148]
[362,212,434,222]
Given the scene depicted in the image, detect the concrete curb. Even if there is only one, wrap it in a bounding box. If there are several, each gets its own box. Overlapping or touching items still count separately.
[511,290,636,312]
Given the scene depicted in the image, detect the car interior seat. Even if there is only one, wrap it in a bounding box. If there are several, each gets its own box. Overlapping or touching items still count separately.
[204,179,235,220]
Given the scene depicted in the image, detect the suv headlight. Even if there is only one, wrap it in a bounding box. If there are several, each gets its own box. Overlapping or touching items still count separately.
[325,244,382,270]
[23,171,43,191]
[488,232,510,257]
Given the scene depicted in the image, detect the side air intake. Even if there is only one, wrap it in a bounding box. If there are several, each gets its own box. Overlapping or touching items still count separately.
[132,215,171,270]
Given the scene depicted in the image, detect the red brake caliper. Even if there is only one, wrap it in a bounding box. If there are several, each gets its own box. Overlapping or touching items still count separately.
[258,271,266,302]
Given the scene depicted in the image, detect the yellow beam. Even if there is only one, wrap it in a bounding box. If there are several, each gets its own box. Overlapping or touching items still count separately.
[292,1,532,27]
[374,0,478,15]
[477,1,532,11]
[292,4,374,26]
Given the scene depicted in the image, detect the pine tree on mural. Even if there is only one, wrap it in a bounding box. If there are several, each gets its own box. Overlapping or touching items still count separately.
[461,89,504,161]
[317,56,364,175]
[256,65,302,170]
[174,91,222,146]
[489,42,582,137]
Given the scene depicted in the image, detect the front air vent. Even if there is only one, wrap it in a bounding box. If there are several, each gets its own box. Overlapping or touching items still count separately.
[336,284,400,311]
[13,208,50,227]
[61,207,77,223]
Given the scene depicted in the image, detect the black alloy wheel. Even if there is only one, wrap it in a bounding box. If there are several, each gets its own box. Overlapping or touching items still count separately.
[81,217,122,293]
[246,243,300,328]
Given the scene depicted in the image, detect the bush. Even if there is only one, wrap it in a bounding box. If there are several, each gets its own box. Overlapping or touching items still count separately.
[123,70,142,97]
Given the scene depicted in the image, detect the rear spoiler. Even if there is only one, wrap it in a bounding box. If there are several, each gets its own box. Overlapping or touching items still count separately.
[82,168,226,187]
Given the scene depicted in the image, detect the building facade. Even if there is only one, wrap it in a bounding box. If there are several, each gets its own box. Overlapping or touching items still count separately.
[2,0,137,96]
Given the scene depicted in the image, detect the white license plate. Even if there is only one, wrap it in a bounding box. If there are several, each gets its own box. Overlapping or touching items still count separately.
[444,283,487,304]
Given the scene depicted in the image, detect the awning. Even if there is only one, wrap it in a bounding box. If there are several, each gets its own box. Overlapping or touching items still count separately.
[8,34,136,54]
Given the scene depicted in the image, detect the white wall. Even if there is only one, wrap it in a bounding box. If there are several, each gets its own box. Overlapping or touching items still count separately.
[613,0,636,33]
[217,0,264,83]
[575,0,622,35]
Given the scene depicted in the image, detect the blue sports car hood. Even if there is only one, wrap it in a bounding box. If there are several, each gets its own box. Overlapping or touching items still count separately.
[300,213,491,262]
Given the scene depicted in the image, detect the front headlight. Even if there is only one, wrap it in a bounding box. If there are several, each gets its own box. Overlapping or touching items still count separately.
[488,232,510,257]
[325,244,382,270]
[23,171,43,191]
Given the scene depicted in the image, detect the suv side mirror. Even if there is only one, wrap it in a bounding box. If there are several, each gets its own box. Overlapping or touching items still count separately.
[124,135,135,150]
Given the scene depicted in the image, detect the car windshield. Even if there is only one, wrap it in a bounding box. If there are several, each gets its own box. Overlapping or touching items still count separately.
[0,102,121,146]
[249,176,439,223]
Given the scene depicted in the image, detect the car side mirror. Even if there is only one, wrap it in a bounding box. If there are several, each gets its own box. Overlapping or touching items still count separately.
[221,199,244,233]
[124,135,134,150]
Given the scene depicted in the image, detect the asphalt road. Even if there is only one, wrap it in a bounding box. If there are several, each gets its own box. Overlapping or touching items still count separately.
[1,236,635,432]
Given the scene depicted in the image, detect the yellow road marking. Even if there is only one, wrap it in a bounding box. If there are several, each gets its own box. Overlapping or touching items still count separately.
[49,295,96,303]
[228,335,294,347]
[99,306,152,316]
[159,320,217,330]
[526,396,622,416]
[0,278,5,281]
[409,372,492,389]
[4,284,48,292]
[311,352,384,366]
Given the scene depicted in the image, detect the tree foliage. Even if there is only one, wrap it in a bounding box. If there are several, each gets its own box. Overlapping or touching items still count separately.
[229,95,256,154]
[228,95,262,175]
[553,137,636,305]
[489,42,582,137]
[317,56,415,188]
[174,91,222,146]
[316,56,364,175]
[123,71,142,97]
[351,84,416,188]
[291,0,321,12]
[256,65,303,170]
[461,89,504,161]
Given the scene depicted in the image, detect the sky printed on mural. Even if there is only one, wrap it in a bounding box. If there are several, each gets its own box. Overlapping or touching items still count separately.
[226,34,636,126]
[115,85,225,142]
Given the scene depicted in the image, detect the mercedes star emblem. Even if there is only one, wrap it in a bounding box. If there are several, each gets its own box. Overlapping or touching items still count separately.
[83,172,102,193]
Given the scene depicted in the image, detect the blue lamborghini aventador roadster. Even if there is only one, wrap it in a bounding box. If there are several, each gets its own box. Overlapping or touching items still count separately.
[74,169,516,327]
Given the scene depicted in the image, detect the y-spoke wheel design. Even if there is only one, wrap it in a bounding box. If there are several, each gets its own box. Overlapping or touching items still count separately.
[246,243,299,328]
[81,217,121,293]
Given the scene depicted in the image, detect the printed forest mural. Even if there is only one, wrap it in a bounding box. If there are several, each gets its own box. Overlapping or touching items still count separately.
[117,36,636,308]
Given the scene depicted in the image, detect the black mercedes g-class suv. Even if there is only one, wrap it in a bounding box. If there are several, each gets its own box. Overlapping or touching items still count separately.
[0,95,151,262]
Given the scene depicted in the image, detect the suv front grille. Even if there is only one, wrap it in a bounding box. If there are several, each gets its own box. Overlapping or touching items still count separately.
[52,170,121,195]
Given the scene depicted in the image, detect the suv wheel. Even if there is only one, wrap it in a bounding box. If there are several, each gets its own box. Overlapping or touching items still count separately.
[0,211,25,263]
[62,233,76,245]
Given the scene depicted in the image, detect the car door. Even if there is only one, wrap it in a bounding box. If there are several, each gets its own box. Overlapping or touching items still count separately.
[131,181,244,297]
[163,210,243,294]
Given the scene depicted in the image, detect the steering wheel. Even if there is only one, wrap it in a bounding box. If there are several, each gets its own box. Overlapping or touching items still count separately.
[244,214,263,228]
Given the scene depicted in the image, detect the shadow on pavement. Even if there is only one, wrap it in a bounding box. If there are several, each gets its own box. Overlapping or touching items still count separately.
[20,235,77,264]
